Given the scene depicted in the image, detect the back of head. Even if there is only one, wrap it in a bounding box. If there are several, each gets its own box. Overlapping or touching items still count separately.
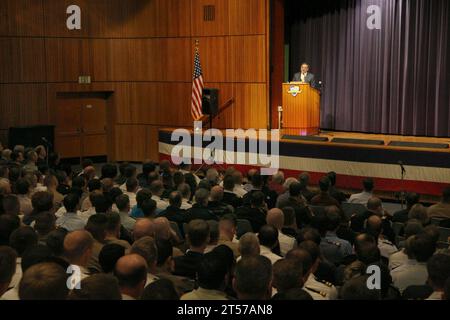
[197,250,229,290]
[298,240,320,264]
[273,259,303,293]
[194,188,209,206]
[130,236,158,268]
[367,197,382,212]
[407,234,436,262]
[105,212,121,234]
[99,243,125,274]
[355,241,381,265]
[250,191,266,207]
[297,227,321,245]
[141,199,157,218]
[63,230,94,263]
[272,171,284,185]
[141,278,179,300]
[427,254,450,290]
[210,186,224,202]
[187,219,210,248]
[126,178,139,193]
[319,176,331,192]
[406,192,420,207]
[0,246,17,291]
[133,218,155,241]
[142,161,156,176]
[251,171,263,189]
[363,178,374,192]
[404,219,424,238]
[177,183,191,199]
[32,191,54,213]
[101,163,118,180]
[327,172,337,186]
[19,262,69,300]
[15,178,31,195]
[282,207,296,227]
[239,232,260,257]
[113,254,148,290]
[2,195,19,215]
[63,193,80,213]
[223,174,235,191]
[442,187,450,203]
[156,239,173,267]
[286,248,313,278]
[0,214,21,246]
[234,256,272,300]
[46,228,68,256]
[366,215,382,238]
[34,211,56,236]
[258,225,279,249]
[169,191,182,208]
[91,193,112,214]
[68,274,121,300]
[21,244,54,273]
[85,213,108,242]
[87,179,102,193]
[150,180,164,196]
[340,275,380,300]
[326,207,341,231]
[9,226,38,256]
[408,204,429,225]
[289,182,302,197]
[266,208,284,230]
[136,188,152,207]
[115,194,130,212]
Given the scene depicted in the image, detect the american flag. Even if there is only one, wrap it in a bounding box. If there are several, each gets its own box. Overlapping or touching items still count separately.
[191,47,204,120]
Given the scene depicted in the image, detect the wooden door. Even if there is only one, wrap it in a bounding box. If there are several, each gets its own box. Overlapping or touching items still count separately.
[55,93,108,159]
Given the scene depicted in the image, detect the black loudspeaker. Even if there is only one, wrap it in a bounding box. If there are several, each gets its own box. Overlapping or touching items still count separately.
[202,88,219,117]
[8,125,55,151]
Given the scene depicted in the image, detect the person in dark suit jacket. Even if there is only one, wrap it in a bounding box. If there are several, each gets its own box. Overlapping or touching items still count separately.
[173,220,210,279]
[222,174,243,209]
[236,191,267,233]
[292,63,317,88]
[158,191,187,237]
[185,188,218,222]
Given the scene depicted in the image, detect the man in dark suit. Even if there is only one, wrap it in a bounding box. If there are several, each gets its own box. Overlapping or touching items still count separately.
[292,63,317,88]
[185,188,218,222]
[158,191,187,236]
[173,220,210,279]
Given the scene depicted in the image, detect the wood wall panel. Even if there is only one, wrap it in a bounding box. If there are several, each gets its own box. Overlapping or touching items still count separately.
[0,84,48,129]
[234,84,268,129]
[43,0,191,38]
[229,0,266,35]
[229,35,267,83]
[45,38,192,82]
[114,125,147,161]
[0,0,44,36]
[192,0,229,36]
[196,37,228,83]
[0,38,46,83]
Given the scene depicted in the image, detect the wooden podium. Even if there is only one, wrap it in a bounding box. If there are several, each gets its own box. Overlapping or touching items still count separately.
[282,83,320,136]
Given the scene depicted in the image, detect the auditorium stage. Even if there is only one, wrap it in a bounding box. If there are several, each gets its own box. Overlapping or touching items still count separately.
[158,128,450,201]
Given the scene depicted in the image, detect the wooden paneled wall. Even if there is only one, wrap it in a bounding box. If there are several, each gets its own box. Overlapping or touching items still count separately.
[0,0,270,161]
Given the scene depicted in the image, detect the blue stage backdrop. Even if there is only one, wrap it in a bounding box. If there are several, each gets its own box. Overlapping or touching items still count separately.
[287,0,450,137]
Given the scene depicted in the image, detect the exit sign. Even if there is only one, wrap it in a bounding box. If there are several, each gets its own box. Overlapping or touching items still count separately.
[78,76,91,84]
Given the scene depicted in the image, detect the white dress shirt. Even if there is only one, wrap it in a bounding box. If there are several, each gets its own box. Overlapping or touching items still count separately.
[391,259,428,293]
[56,212,87,232]
[259,246,282,265]
[278,232,296,257]
[348,191,373,205]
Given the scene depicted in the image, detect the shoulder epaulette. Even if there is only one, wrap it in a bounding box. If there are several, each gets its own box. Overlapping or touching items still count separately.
[305,287,327,297]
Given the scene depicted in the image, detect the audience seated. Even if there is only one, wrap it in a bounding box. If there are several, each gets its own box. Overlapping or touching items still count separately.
[1,146,449,301]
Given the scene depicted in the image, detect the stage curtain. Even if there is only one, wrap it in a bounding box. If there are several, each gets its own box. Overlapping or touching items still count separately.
[288,0,450,136]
